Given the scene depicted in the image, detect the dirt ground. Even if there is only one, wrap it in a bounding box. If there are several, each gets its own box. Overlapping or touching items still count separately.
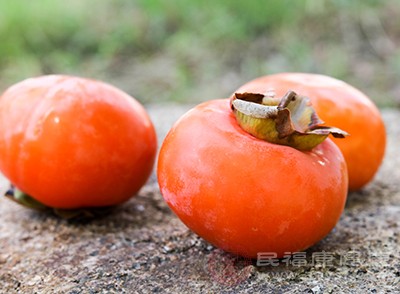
[0,105,399,293]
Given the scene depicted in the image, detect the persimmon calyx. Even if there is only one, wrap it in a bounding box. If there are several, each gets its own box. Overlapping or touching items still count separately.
[5,185,113,219]
[5,186,48,211]
[231,90,348,151]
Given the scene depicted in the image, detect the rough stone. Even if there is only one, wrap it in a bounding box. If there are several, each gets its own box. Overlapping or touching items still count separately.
[0,105,399,293]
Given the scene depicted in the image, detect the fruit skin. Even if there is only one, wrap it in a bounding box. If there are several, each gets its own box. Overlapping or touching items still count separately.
[157,99,348,258]
[234,73,386,191]
[0,75,157,209]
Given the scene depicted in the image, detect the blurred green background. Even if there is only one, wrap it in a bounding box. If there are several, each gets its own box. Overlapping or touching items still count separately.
[0,0,399,106]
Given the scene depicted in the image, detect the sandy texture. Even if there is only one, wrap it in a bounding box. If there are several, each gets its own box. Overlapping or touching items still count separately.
[0,105,399,294]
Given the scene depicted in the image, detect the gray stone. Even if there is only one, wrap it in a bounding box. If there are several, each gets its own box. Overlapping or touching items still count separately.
[0,105,399,293]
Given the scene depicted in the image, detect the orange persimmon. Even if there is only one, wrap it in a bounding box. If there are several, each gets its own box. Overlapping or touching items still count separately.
[0,75,157,209]
[158,96,348,258]
[234,73,386,191]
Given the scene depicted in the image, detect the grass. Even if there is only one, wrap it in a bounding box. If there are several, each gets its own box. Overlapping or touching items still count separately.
[0,0,398,106]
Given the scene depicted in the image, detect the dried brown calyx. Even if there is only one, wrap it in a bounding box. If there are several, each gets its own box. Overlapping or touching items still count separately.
[231,90,348,151]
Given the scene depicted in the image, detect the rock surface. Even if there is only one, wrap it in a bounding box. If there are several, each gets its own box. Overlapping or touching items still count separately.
[0,105,399,293]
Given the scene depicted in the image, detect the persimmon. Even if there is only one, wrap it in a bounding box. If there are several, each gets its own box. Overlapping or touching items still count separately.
[0,75,157,210]
[233,73,386,191]
[157,93,348,258]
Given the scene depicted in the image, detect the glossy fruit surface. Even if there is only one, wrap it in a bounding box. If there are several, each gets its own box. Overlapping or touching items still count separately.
[157,99,348,258]
[0,75,157,209]
[234,73,386,191]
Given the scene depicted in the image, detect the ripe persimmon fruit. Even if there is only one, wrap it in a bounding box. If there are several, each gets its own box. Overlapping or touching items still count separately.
[158,93,348,258]
[234,73,386,191]
[0,75,157,210]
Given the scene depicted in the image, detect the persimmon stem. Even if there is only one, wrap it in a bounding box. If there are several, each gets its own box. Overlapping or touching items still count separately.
[231,91,348,151]
[278,90,297,109]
